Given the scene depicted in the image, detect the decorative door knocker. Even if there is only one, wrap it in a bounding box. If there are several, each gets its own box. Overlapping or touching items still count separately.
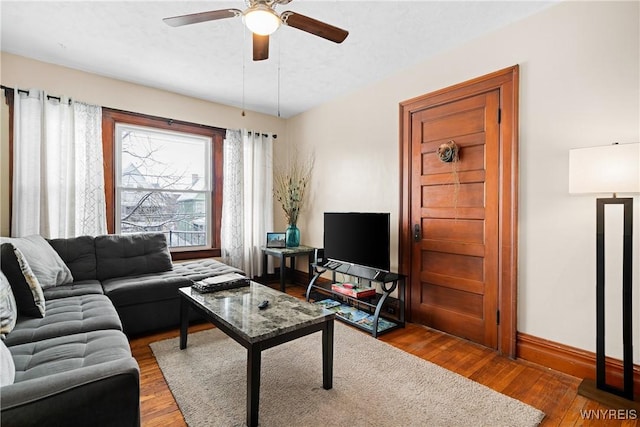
[437,140,459,163]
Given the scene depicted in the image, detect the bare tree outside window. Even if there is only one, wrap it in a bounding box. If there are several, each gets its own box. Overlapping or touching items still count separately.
[116,125,212,249]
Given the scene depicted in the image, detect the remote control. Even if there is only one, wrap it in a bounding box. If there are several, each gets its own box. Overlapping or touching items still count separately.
[258,300,269,310]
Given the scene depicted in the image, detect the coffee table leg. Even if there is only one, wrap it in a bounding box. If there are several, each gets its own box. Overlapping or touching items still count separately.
[247,345,261,427]
[322,319,334,390]
[179,296,189,350]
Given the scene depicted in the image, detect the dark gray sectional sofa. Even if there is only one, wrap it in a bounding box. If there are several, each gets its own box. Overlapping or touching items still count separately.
[0,232,242,426]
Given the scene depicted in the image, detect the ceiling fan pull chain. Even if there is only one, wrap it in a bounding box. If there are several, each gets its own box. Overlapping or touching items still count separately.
[277,36,281,117]
[242,27,246,117]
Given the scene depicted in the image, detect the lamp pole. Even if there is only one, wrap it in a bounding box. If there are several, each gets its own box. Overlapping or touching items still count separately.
[595,197,634,400]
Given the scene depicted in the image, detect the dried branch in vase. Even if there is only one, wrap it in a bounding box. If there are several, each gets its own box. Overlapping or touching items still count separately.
[274,153,314,226]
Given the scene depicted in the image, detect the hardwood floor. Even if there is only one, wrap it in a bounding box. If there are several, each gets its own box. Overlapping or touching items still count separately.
[130,284,639,426]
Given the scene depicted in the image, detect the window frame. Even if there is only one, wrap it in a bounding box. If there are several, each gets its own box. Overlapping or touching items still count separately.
[115,122,213,251]
[102,108,225,260]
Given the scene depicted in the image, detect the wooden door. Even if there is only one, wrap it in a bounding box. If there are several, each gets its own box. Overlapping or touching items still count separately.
[399,66,519,355]
[410,90,500,348]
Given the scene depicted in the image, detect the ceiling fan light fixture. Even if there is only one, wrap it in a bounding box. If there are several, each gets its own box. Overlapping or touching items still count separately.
[243,4,281,36]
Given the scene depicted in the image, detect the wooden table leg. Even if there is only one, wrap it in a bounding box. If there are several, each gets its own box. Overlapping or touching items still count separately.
[247,345,261,427]
[179,296,189,350]
[322,319,334,390]
[263,252,268,280]
[279,254,286,292]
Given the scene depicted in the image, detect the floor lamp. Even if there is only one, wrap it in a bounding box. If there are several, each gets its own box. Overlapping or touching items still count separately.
[569,142,639,407]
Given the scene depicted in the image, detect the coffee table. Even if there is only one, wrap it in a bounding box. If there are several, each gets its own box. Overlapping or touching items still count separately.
[179,282,335,427]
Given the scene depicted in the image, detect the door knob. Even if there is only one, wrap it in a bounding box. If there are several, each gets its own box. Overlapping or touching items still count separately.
[413,224,421,242]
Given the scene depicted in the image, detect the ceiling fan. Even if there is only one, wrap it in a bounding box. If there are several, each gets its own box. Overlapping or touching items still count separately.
[163,0,349,61]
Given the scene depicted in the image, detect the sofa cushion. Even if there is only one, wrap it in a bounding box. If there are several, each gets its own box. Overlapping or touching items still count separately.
[0,235,73,288]
[47,235,97,281]
[101,271,191,307]
[0,339,15,386]
[8,330,134,383]
[1,271,18,339]
[43,280,104,300]
[1,243,46,318]
[3,295,122,347]
[95,233,172,281]
[172,258,244,281]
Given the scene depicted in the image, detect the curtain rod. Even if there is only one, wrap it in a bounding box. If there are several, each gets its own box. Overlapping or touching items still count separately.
[246,130,278,139]
[1,85,71,104]
[2,86,278,137]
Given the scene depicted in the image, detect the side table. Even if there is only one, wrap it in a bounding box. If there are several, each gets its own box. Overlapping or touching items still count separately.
[262,245,316,292]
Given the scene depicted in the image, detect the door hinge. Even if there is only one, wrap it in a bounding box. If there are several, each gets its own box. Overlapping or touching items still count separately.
[496,310,500,325]
[497,108,502,124]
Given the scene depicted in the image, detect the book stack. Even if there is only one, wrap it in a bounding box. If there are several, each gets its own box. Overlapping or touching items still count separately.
[331,282,376,299]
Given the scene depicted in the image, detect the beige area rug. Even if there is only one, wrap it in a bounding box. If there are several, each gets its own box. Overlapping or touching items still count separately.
[150,323,545,427]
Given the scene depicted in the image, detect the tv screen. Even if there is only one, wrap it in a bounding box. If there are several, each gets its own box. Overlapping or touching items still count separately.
[324,212,390,271]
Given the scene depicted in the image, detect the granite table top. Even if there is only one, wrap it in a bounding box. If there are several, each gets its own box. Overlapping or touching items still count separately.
[179,282,334,344]
[261,245,316,256]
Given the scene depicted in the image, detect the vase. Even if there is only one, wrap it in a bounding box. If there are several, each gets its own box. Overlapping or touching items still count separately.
[286,224,300,248]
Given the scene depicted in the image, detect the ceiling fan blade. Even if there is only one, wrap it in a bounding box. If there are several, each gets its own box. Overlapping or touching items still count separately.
[163,9,241,27]
[281,11,348,44]
[253,33,270,61]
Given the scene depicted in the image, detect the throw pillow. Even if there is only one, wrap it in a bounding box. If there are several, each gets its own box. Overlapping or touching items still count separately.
[0,235,73,288]
[0,271,17,339]
[0,339,15,387]
[0,243,46,318]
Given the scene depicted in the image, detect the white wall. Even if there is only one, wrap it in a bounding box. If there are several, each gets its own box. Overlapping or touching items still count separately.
[282,1,640,361]
[0,52,287,236]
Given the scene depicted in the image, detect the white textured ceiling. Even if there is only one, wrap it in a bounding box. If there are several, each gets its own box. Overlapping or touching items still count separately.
[1,1,555,118]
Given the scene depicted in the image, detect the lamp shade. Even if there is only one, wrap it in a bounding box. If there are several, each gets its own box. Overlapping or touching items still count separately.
[569,143,640,194]
[243,5,281,36]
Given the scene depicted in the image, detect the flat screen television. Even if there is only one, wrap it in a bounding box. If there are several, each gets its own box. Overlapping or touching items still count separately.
[324,212,390,272]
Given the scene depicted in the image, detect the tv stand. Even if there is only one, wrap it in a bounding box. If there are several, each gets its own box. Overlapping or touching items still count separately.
[306,261,405,338]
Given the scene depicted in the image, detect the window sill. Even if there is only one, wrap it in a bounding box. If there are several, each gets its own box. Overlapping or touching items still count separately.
[171,248,221,261]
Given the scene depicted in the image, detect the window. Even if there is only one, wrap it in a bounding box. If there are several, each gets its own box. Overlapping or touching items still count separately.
[116,124,211,249]
[103,109,225,259]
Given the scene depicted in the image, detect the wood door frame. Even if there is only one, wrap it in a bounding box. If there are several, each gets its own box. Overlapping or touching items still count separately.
[399,65,519,357]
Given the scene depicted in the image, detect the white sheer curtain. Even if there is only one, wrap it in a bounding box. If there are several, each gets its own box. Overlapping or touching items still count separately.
[221,129,274,278]
[221,129,244,268]
[11,88,107,238]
